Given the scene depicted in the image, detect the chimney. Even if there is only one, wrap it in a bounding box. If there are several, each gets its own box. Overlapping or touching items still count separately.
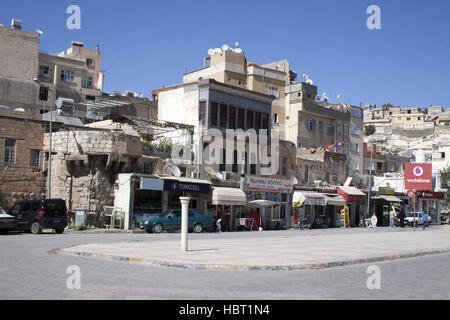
[11,19,22,30]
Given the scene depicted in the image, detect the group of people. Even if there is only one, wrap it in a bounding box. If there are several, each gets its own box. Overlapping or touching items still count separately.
[389,207,432,229]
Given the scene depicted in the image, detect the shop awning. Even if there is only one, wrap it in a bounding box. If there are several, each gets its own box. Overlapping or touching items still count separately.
[293,191,327,206]
[325,195,346,206]
[248,200,275,207]
[338,186,366,202]
[373,195,403,202]
[211,187,247,206]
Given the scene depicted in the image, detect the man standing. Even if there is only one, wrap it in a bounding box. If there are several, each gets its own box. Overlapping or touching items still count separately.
[389,207,397,228]
[423,212,428,230]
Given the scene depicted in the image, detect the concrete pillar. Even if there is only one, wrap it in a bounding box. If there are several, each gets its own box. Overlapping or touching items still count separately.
[180,196,190,252]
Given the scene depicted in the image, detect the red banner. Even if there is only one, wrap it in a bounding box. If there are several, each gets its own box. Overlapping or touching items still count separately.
[404,163,432,191]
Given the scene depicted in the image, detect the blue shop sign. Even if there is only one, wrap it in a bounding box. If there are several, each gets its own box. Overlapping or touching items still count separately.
[163,179,210,194]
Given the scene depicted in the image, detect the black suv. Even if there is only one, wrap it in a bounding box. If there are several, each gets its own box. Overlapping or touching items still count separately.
[9,199,68,234]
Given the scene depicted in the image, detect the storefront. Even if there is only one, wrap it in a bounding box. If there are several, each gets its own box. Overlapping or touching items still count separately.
[244,176,293,230]
[292,191,327,228]
[338,186,367,227]
[114,174,211,230]
[372,195,403,227]
[414,191,444,224]
[210,186,248,231]
[324,194,346,227]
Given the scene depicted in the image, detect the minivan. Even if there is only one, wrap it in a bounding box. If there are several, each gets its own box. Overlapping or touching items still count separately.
[9,199,68,234]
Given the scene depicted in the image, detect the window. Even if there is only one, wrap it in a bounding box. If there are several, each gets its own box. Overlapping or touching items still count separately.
[82,75,93,88]
[4,139,16,165]
[38,66,49,78]
[350,108,361,118]
[219,149,226,172]
[376,162,383,171]
[86,58,94,67]
[328,124,334,136]
[39,86,49,101]
[255,112,261,131]
[269,86,279,98]
[350,125,359,135]
[142,161,153,174]
[319,121,323,133]
[232,150,238,173]
[350,143,359,152]
[237,108,245,129]
[306,119,315,131]
[60,69,74,82]
[407,117,411,121]
[229,106,236,129]
[336,123,342,136]
[219,104,227,128]
[262,113,269,130]
[30,150,40,167]
[273,113,279,124]
[246,110,254,130]
[210,102,218,126]
[86,95,96,101]
[441,152,446,159]
[418,117,422,121]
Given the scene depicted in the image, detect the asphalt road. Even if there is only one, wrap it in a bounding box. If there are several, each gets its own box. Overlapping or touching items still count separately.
[1,229,449,300]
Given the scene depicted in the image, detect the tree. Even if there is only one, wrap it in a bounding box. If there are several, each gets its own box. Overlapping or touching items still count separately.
[439,166,450,211]
[381,103,395,109]
[364,124,376,136]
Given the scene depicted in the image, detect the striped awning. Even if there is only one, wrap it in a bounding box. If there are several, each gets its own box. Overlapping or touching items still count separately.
[293,192,327,206]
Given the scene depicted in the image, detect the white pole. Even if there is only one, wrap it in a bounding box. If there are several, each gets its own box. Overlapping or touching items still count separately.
[180,196,190,251]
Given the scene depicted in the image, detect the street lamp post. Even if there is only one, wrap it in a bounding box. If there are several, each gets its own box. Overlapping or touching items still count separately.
[366,147,374,219]
[34,78,53,199]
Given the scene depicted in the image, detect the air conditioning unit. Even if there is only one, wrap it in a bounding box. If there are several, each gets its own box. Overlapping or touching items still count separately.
[191,172,201,179]
[221,172,233,180]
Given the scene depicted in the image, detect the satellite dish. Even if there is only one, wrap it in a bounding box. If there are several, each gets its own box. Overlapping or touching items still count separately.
[291,176,298,185]
[205,166,217,176]
[222,44,229,51]
[170,165,181,177]
[214,48,221,54]
[208,48,215,56]
[35,29,43,35]
[215,172,224,180]
[322,92,327,97]
[302,74,309,80]
[337,94,341,100]
[234,48,242,54]
[234,41,239,47]
[306,79,313,85]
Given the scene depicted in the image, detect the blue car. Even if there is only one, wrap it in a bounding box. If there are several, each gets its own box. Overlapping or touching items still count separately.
[140,209,213,234]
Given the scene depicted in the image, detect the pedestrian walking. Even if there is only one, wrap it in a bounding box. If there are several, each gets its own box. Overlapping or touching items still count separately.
[389,207,397,228]
[216,217,222,232]
[423,212,428,230]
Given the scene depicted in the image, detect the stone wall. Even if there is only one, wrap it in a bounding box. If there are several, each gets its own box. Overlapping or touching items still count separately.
[0,111,46,210]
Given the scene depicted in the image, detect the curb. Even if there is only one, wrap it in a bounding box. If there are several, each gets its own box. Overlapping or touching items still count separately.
[51,247,450,272]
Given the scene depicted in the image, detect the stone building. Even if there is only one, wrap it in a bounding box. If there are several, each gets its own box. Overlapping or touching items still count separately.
[0,109,46,209]
[0,20,104,116]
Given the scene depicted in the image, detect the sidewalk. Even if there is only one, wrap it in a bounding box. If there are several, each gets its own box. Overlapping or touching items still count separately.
[57,226,450,271]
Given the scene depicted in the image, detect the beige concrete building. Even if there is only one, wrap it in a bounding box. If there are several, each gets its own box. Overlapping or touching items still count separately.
[0,21,104,116]
[182,50,292,138]
[0,109,47,209]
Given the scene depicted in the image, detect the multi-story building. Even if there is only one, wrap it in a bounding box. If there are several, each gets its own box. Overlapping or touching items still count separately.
[182,49,293,139]
[0,20,104,116]
[363,143,385,176]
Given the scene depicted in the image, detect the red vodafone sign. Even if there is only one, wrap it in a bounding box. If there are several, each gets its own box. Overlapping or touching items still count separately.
[405,163,432,191]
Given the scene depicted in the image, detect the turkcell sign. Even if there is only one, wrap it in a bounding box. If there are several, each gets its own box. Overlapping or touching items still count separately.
[163,180,210,194]
[404,163,432,191]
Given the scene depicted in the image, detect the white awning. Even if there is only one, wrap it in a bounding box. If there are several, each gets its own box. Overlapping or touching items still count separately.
[211,187,247,206]
[373,195,403,202]
[325,195,346,206]
[293,191,327,206]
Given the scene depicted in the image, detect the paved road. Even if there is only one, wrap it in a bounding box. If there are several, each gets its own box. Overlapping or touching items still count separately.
[1,229,449,299]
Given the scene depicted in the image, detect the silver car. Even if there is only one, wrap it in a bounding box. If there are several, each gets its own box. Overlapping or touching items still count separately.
[0,205,18,235]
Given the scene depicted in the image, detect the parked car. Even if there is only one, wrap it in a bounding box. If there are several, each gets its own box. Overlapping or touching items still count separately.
[140,208,213,234]
[0,205,18,235]
[8,199,68,234]
[405,212,424,226]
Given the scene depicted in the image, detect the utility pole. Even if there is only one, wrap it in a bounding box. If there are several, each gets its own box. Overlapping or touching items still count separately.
[366,145,374,219]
